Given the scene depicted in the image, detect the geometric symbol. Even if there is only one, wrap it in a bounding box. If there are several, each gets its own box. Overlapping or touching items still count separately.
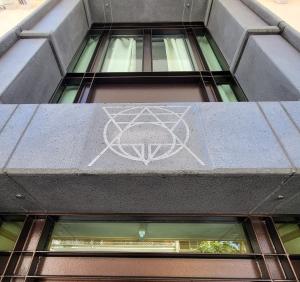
[88,106,205,166]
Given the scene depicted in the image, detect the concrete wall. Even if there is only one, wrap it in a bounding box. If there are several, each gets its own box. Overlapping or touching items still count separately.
[206,0,300,102]
[86,0,210,23]
[0,39,61,104]
[0,102,299,215]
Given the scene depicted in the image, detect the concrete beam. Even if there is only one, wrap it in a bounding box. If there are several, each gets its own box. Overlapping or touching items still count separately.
[0,102,298,214]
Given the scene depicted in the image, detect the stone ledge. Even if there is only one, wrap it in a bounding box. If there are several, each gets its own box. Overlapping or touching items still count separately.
[0,102,299,214]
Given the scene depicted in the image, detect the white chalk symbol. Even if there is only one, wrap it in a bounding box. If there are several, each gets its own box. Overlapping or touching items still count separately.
[88,106,205,166]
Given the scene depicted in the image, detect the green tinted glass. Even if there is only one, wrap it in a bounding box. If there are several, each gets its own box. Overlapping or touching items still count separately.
[0,221,23,251]
[101,36,143,72]
[217,84,238,102]
[152,36,194,72]
[276,223,300,254]
[73,36,99,73]
[48,221,251,254]
[197,35,223,71]
[58,86,78,104]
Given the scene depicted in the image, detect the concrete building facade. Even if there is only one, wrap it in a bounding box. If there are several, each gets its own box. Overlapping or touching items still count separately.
[0,0,300,280]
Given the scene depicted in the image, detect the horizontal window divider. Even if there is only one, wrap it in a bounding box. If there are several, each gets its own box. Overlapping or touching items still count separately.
[32,251,261,259]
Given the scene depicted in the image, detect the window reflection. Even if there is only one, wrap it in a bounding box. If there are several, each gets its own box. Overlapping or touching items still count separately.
[0,221,23,251]
[101,36,143,72]
[152,35,194,72]
[48,221,251,254]
[276,223,300,254]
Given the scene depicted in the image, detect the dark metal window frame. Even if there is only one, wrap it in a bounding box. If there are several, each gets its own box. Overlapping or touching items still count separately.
[0,214,299,281]
[50,22,247,104]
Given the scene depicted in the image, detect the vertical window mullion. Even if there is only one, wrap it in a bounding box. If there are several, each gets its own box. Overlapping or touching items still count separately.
[90,30,111,73]
[143,29,152,72]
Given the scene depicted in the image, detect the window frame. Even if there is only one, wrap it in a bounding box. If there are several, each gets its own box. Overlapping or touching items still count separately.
[1,214,299,281]
[50,22,247,104]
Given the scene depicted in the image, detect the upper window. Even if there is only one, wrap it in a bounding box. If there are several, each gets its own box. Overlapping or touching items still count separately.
[47,221,251,254]
[152,35,194,72]
[0,220,23,252]
[51,23,246,104]
[197,35,224,71]
[276,223,300,254]
[100,36,143,72]
[72,36,100,73]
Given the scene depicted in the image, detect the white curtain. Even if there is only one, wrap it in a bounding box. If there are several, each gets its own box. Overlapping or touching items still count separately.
[103,38,137,72]
[163,38,193,71]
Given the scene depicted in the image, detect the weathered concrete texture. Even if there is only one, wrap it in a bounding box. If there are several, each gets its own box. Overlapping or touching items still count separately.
[199,103,292,173]
[9,174,287,214]
[18,0,60,32]
[6,104,98,172]
[0,27,20,58]
[240,0,282,26]
[281,102,300,172]
[80,104,212,173]
[24,0,89,73]
[259,102,300,170]
[207,0,269,66]
[253,175,300,214]
[1,102,298,214]
[0,105,38,169]
[0,175,40,213]
[0,39,61,104]
[282,23,300,53]
[0,105,17,131]
[87,0,209,23]
[235,35,300,101]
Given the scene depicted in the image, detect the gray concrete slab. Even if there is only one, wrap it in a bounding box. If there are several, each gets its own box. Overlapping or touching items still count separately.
[0,39,61,104]
[281,102,300,172]
[259,102,300,171]
[282,23,300,53]
[2,103,295,214]
[0,27,20,58]
[26,0,88,73]
[0,174,40,213]
[5,104,98,173]
[18,0,60,31]
[87,0,208,23]
[0,105,38,169]
[207,0,269,66]
[0,105,17,131]
[80,104,212,174]
[240,0,282,26]
[9,174,286,214]
[253,174,300,215]
[235,35,300,101]
[199,102,292,173]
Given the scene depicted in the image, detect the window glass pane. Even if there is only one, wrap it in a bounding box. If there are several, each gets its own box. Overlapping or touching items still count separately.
[48,221,251,254]
[217,84,238,102]
[276,223,300,254]
[90,83,207,103]
[101,36,143,72]
[0,221,23,251]
[152,36,194,72]
[58,86,78,104]
[197,35,223,71]
[73,36,99,73]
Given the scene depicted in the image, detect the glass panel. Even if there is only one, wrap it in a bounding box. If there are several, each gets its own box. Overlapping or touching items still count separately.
[152,36,194,72]
[217,84,238,102]
[58,86,78,104]
[73,36,99,73]
[101,36,143,72]
[90,83,207,103]
[0,221,23,251]
[48,221,251,254]
[276,223,300,254]
[197,35,223,71]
